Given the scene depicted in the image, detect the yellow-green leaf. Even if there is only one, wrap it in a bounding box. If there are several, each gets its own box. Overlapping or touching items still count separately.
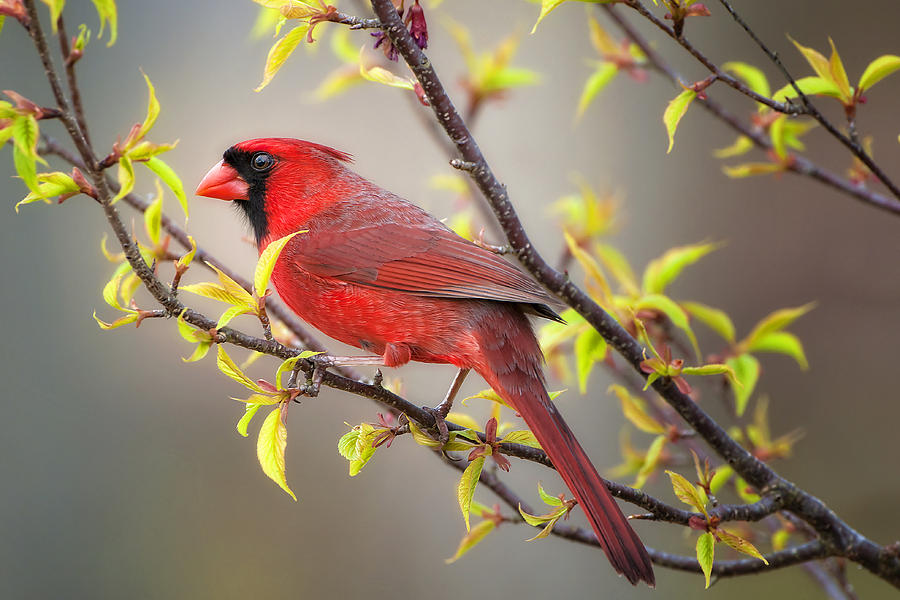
[445,412,481,432]
[743,303,814,348]
[445,519,496,564]
[664,88,697,153]
[858,54,900,92]
[770,114,788,161]
[682,301,735,342]
[408,416,441,448]
[642,242,718,295]
[40,0,66,32]
[576,62,617,118]
[217,345,265,393]
[666,470,708,516]
[217,305,251,329]
[789,36,831,82]
[359,60,415,91]
[726,353,759,417]
[574,326,606,393]
[237,403,262,437]
[709,464,733,495]
[564,230,612,303]
[255,24,309,92]
[746,331,808,369]
[209,263,255,308]
[257,406,296,500]
[92,311,138,330]
[90,0,117,45]
[112,157,134,204]
[609,384,665,435]
[255,231,301,298]
[636,294,701,360]
[12,116,40,193]
[274,351,321,390]
[722,162,785,178]
[696,531,715,588]
[530,0,566,34]
[771,75,843,102]
[144,182,163,245]
[135,71,160,142]
[722,61,771,98]
[717,528,769,564]
[143,157,188,219]
[458,456,485,531]
[634,434,666,489]
[16,171,80,211]
[595,243,640,297]
[827,38,852,101]
[713,135,754,159]
[180,282,241,306]
[177,235,197,268]
[500,430,541,449]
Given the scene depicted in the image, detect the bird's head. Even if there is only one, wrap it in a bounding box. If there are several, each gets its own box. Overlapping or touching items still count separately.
[195,137,354,245]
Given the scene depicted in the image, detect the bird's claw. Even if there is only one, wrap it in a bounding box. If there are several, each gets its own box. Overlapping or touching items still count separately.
[299,362,327,397]
[421,405,451,447]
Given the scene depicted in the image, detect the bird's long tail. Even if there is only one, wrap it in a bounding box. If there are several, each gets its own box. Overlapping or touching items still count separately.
[472,307,655,586]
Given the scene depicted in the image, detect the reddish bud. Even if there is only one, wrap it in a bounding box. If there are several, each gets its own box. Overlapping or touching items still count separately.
[688,515,708,531]
[0,0,28,25]
[413,82,429,106]
[404,0,428,50]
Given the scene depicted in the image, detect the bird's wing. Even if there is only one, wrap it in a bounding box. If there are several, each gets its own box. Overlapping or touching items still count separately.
[288,200,559,313]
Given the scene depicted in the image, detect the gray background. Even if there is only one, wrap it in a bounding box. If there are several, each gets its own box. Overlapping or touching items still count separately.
[2,1,899,598]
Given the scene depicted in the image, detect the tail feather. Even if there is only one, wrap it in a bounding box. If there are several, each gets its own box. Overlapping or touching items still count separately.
[473,307,655,586]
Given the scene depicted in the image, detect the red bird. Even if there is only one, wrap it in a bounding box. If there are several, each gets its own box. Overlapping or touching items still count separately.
[196,138,654,586]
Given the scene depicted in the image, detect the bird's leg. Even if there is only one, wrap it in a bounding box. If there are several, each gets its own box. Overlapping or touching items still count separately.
[422,367,471,446]
[301,354,388,397]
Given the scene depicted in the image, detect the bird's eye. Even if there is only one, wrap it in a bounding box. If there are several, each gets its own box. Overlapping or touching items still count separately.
[251,152,275,172]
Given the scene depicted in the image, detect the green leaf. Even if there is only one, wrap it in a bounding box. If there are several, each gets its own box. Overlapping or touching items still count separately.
[445,519,496,564]
[257,406,296,500]
[666,470,708,516]
[635,294,701,360]
[143,157,188,219]
[743,303,814,348]
[713,135,754,159]
[769,114,788,161]
[255,25,309,92]
[90,0,117,46]
[858,54,900,92]
[135,71,160,142]
[217,345,265,393]
[608,384,665,435]
[642,242,718,295]
[771,76,843,102]
[564,230,612,303]
[747,331,808,369]
[237,403,262,437]
[696,531,715,588]
[708,464,733,495]
[359,61,414,91]
[12,116,40,193]
[255,231,302,298]
[144,183,163,245]
[663,88,697,153]
[40,0,66,32]
[717,528,769,564]
[180,282,243,306]
[574,326,607,393]
[681,301,735,342]
[576,62,617,118]
[274,351,321,390]
[530,0,566,34]
[499,430,541,449]
[726,353,759,416]
[216,304,250,329]
[92,311,138,330]
[458,456,485,531]
[633,434,666,489]
[340,423,379,476]
[722,162,785,178]
[207,263,255,309]
[789,36,831,82]
[16,171,80,212]
[722,61,771,98]
[827,38,852,101]
[112,157,134,204]
[408,416,441,448]
[537,481,563,506]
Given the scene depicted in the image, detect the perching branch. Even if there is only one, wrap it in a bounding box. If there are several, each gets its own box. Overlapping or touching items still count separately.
[368,0,900,587]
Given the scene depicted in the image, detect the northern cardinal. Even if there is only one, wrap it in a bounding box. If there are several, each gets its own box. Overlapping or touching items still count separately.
[196,138,654,586]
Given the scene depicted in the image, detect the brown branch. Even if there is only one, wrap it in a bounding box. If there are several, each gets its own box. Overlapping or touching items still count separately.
[368,0,900,587]
[55,16,90,148]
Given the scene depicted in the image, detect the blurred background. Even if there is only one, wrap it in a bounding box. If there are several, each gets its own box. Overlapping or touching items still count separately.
[2,0,899,598]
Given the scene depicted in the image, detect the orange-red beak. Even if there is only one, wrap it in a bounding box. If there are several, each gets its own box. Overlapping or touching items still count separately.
[195,159,249,201]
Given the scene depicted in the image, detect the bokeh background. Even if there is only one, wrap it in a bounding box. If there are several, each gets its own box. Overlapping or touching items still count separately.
[2,1,899,598]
